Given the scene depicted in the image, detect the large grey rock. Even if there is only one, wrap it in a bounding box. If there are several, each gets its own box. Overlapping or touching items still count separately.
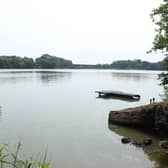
[109,101,168,135]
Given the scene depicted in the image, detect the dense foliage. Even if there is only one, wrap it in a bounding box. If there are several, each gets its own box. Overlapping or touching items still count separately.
[0,54,72,69]
[0,55,165,70]
[0,56,34,68]
[150,0,168,86]
[94,59,164,70]
[150,0,168,53]
[104,59,163,70]
[36,54,72,68]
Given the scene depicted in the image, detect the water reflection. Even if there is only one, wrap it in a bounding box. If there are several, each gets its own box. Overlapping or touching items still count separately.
[37,71,72,83]
[96,95,140,102]
[0,71,34,74]
[111,72,156,82]
[0,107,2,122]
[0,69,164,168]
[0,71,72,84]
[0,75,32,84]
[108,121,168,168]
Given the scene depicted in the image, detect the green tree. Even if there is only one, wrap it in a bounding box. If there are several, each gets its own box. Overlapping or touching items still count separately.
[150,0,168,86]
[35,54,73,68]
[150,0,168,52]
[0,56,34,68]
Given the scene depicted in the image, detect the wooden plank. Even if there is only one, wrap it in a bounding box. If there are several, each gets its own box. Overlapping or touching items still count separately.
[95,90,140,99]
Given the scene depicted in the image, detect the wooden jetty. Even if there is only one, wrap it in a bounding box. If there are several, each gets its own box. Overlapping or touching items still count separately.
[95,90,140,100]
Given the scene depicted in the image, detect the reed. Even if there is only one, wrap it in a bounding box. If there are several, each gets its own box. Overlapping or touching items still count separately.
[0,142,49,168]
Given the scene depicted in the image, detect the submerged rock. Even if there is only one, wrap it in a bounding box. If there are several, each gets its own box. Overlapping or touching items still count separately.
[121,137,131,144]
[131,138,152,147]
[159,140,168,150]
[131,139,142,147]
[142,138,153,146]
[121,137,153,147]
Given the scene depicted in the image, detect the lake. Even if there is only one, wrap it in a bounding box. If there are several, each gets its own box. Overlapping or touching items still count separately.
[0,69,166,168]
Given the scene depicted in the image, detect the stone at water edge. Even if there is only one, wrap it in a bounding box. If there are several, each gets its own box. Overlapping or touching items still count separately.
[121,137,131,144]
[120,137,153,147]
[142,138,153,146]
[159,140,168,150]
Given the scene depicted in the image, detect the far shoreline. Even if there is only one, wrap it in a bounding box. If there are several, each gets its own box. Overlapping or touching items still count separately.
[0,54,165,70]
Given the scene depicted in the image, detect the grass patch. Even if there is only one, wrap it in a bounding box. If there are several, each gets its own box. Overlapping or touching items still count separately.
[0,141,49,168]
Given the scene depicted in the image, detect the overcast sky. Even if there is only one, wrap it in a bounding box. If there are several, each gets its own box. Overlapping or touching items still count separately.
[0,0,163,64]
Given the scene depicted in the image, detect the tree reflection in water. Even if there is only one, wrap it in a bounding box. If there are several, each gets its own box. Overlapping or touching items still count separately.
[108,121,168,168]
[37,71,72,84]
[0,70,72,85]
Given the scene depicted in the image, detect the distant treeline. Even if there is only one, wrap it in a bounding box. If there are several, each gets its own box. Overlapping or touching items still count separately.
[74,59,165,70]
[0,54,73,69]
[95,59,165,70]
[0,54,165,70]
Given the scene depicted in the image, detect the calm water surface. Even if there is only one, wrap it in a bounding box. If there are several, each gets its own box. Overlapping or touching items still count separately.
[0,69,166,168]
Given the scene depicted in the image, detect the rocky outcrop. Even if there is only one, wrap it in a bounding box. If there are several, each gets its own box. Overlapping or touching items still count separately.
[121,137,153,146]
[159,140,168,152]
[109,101,168,135]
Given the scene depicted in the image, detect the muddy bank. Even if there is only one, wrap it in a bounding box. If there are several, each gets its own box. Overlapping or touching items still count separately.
[109,101,168,135]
